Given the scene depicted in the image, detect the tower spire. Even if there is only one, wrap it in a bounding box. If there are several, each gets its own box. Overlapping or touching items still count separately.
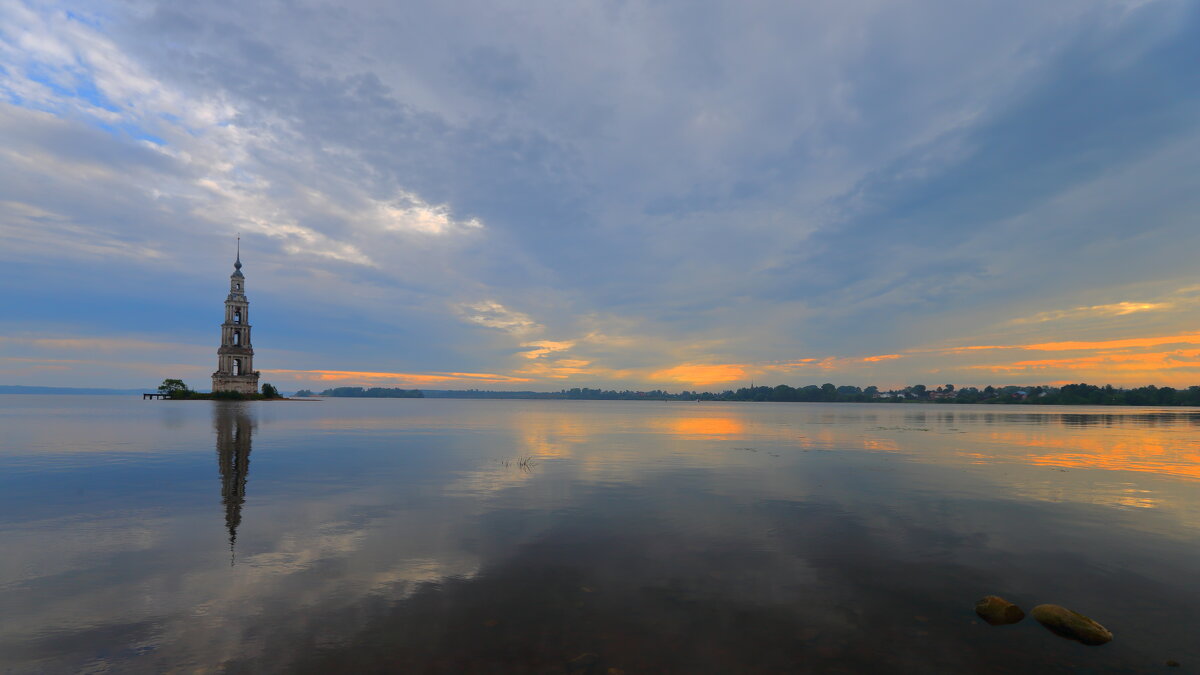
[234,235,242,271]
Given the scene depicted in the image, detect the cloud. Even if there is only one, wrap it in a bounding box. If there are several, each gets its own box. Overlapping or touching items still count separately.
[263,369,533,385]
[372,192,483,235]
[968,350,1200,375]
[650,363,749,386]
[0,336,201,352]
[0,355,209,379]
[3,1,1200,389]
[1009,301,1175,325]
[0,197,167,261]
[952,332,1200,354]
[772,354,905,371]
[456,301,542,335]
[518,340,575,359]
[512,358,599,380]
[886,331,1200,386]
[1,2,489,275]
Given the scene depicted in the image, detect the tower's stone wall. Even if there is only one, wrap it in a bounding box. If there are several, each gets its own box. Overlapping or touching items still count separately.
[212,247,261,394]
[212,373,260,394]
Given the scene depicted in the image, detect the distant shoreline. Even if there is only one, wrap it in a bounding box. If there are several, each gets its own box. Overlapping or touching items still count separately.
[414,383,1200,407]
[6,383,1200,407]
[296,396,1200,408]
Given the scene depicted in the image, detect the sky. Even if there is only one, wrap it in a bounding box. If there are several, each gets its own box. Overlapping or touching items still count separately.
[2,0,1200,392]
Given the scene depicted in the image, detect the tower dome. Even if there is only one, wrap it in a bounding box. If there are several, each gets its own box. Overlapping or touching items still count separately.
[232,239,244,277]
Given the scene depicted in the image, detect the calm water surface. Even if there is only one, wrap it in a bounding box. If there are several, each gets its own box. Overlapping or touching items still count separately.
[1,396,1199,673]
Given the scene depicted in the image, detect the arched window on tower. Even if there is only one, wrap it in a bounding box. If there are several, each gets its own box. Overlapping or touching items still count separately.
[234,309,242,324]
[233,359,241,376]
[233,330,241,346]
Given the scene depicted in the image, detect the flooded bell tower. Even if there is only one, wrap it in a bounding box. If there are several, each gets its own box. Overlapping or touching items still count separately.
[211,239,261,394]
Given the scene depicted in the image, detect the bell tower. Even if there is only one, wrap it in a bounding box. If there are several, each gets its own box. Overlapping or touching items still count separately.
[212,239,261,394]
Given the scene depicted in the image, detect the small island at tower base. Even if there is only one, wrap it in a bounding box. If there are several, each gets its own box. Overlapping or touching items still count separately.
[149,379,291,402]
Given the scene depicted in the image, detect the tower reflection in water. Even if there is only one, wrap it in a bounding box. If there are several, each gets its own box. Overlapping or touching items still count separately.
[213,402,253,565]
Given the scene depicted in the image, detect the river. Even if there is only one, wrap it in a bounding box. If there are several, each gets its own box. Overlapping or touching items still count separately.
[1,396,1197,673]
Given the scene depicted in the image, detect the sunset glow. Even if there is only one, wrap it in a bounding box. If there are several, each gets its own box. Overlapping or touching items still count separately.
[650,364,749,386]
[263,369,534,385]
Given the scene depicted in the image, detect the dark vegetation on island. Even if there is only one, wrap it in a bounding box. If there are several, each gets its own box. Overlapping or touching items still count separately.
[155,379,285,400]
[416,383,1200,406]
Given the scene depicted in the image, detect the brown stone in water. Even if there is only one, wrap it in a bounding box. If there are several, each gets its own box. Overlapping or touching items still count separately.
[975,595,1025,625]
[1031,604,1113,645]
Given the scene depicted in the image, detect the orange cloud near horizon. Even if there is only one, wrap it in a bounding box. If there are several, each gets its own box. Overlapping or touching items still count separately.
[967,349,1200,374]
[650,363,748,386]
[17,324,1200,392]
[263,369,534,385]
[942,332,1200,355]
[1022,332,1200,352]
[773,353,904,371]
[905,331,1200,386]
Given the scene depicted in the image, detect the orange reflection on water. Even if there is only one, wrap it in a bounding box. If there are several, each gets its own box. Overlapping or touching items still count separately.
[669,417,746,438]
[861,438,902,453]
[514,412,595,459]
[983,430,1200,480]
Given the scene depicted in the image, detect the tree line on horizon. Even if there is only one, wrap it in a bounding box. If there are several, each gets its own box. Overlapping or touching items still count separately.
[305,382,1200,406]
[718,382,1200,406]
[297,386,424,398]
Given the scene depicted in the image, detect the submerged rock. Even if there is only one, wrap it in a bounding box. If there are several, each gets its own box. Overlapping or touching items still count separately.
[975,596,1025,625]
[1031,604,1112,645]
